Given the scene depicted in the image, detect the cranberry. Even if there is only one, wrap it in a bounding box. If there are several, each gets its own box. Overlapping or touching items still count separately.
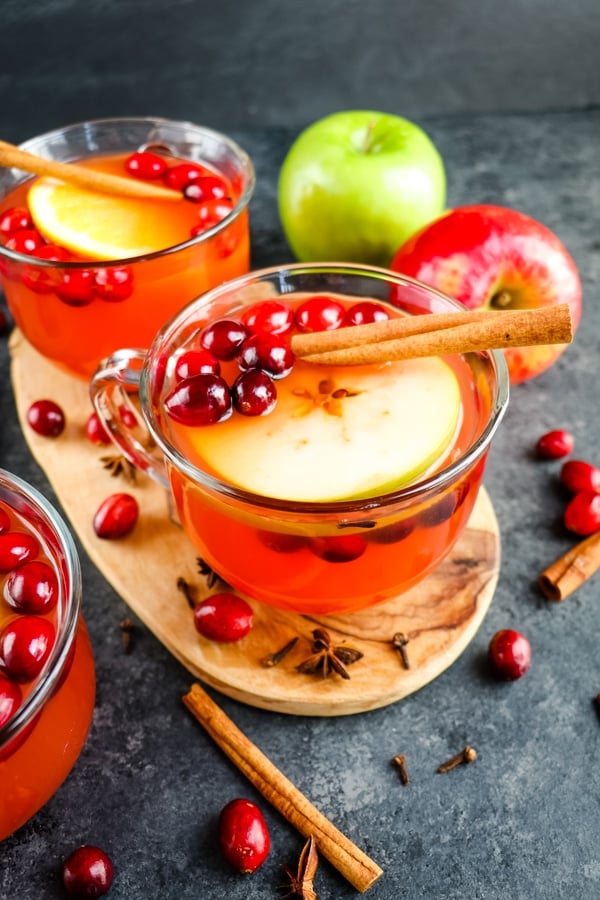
[242,300,295,336]
[85,412,112,445]
[296,296,347,332]
[118,404,137,429]
[173,349,221,381]
[62,845,114,898]
[346,301,391,326]
[0,615,55,681]
[536,429,574,460]
[218,798,270,873]
[0,675,21,728]
[163,162,205,191]
[0,532,39,572]
[560,460,600,494]
[420,483,470,528]
[564,492,600,536]
[193,592,253,642]
[0,507,10,533]
[93,266,134,302]
[93,493,139,540]
[488,629,531,680]
[5,229,45,255]
[310,534,367,562]
[232,370,277,417]
[56,269,95,306]
[237,333,295,378]
[200,319,249,360]
[125,150,167,180]
[165,373,232,426]
[21,244,71,293]
[0,206,32,236]
[191,199,235,233]
[26,398,66,437]
[257,530,308,553]
[183,175,228,203]
[4,560,58,614]
[368,517,417,544]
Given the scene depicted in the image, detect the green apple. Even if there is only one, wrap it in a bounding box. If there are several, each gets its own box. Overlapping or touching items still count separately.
[193,357,461,502]
[278,110,446,266]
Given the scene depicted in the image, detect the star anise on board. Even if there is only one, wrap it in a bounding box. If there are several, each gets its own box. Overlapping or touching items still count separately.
[295,628,363,680]
[196,556,229,589]
[99,452,137,484]
[281,834,319,899]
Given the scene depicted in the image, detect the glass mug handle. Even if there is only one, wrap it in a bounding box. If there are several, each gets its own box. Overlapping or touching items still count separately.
[89,349,169,489]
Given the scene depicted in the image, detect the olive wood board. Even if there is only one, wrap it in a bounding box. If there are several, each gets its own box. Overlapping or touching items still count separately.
[9,329,501,717]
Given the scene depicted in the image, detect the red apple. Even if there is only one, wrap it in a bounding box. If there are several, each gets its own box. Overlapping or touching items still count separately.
[390,204,582,384]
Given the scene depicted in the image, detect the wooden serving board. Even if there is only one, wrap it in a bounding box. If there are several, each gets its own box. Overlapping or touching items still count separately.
[9,330,501,717]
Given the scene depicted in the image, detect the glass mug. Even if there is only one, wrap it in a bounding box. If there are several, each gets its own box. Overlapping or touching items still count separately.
[0,469,95,841]
[90,263,509,616]
[0,116,255,379]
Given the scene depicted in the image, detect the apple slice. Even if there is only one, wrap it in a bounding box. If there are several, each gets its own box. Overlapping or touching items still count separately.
[188,358,461,502]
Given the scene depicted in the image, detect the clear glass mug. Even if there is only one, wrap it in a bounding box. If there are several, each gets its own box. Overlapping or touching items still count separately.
[90,263,509,616]
[0,469,95,841]
[0,116,255,378]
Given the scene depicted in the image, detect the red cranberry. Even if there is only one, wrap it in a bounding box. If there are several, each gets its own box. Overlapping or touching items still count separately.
[125,150,167,180]
[26,399,66,437]
[0,532,39,572]
[165,373,232,426]
[242,300,295,335]
[93,266,134,302]
[563,492,600,536]
[183,175,228,203]
[296,296,347,332]
[93,493,139,540]
[118,404,137,429]
[0,615,55,681]
[257,530,308,553]
[560,460,600,494]
[0,206,32,236]
[4,560,58,614]
[346,301,391,326]
[21,244,71,294]
[62,845,114,898]
[56,269,95,306]
[310,534,367,563]
[163,162,205,191]
[193,592,253,642]
[420,483,470,527]
[536,429,574,460]
[218,798,270,873]
[232,370,277,417]
[191,199,235,233]
[200,319,249,360]
[173,349,221,381]
[237,333,295,378]
[368,517,417,544]
[85,412,112,445]
[488,629,531,680]
[0,675,22,727]
[5,229,44,255]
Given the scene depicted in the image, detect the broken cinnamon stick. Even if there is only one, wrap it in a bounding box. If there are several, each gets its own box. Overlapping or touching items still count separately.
[182,683,383,892]
[538,530,600,601]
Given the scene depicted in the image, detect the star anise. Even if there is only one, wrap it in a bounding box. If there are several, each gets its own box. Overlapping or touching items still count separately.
[99,452,137,484]
[281,834,319,899]
[291,379,361,418]
[196,556,228,589]
[295,628,363,680]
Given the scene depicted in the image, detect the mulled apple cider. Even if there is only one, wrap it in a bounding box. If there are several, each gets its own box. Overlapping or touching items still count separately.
[0,469,95,841]
[91,264,509,615]
[0,118,254,378]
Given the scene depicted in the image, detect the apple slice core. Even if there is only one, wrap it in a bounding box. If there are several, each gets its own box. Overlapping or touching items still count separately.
[186,357,461,503]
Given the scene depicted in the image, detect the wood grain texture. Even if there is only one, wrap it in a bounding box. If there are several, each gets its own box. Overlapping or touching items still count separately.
[10,330,501,716]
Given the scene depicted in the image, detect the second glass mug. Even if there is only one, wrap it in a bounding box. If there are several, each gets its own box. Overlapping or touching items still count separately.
[0,116,255,379]
[90,263,509,616]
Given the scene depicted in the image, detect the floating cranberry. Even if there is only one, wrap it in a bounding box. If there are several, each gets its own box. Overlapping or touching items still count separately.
[174,349,221,381]
[564,492,600,536]
[5,229,45,255]
[232,370,277,417]
[125,150,167,180]
[257,530,308,553]
[218,798,270,874]
[21,244,71,293]
[0,507,10,534]
[56,269,95,306]
[0,615,55,682]
[0,675,21,727]
[191,199,235,233]
[242,300,295,336]
[368,517,417,544]
[296,295,347,332]
[488,629,531,680]
[420,483,470,528]
[346,301,391,326]
[183,175,228,203]
[26,398,66,438]
[310,534,367,562]
[93,266,134,302]
[93,493,139,540]
[163,162,205,191]
[4,560,58,614]
[0,206,32,237]
[200,318,249,360]
[118,403,137,429]
[0,532,39,572]
[62,845,114,898]
[85,412,112,445]
[165,373,232,426]
[536,429,574,460]
[193,592,253,642]
[560,460,600,494]
[237,333,295,378]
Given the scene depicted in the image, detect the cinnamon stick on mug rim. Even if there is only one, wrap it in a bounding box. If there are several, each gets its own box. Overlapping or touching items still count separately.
[182,682,383,893]
[538,530,600,601]
[290,304,573,366]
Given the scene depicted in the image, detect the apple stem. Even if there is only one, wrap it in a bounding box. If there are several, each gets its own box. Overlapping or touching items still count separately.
[361,121,377,154]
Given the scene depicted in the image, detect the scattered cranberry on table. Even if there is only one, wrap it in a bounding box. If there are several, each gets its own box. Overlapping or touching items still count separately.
[218,798,271,874]
[26,399,66,438]
[85,412,112,446]
[488,629,531,680]
[563,492,600,536]
[62,845,114,898]
[193,592,253,642]
[535,429,574,460]
[560,460,600,495]
[92,493,139,540]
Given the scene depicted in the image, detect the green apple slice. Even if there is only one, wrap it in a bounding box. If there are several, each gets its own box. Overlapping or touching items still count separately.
[190,358,461,502]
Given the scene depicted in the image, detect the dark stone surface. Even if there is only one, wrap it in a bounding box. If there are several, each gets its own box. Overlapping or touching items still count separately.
[1,108,600,899]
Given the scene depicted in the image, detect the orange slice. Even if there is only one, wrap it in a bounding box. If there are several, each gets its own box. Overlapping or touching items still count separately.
[28,177,189,261]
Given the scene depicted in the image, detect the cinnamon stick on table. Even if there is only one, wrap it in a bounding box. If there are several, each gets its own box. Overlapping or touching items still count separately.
[182,683,383,893]
[538,530,600,601]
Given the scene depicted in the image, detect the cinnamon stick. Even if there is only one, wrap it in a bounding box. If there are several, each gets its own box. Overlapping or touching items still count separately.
[182,683,383,892]
[538,530,600,601]
[291,304,572,366]
[0,140,181,201]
